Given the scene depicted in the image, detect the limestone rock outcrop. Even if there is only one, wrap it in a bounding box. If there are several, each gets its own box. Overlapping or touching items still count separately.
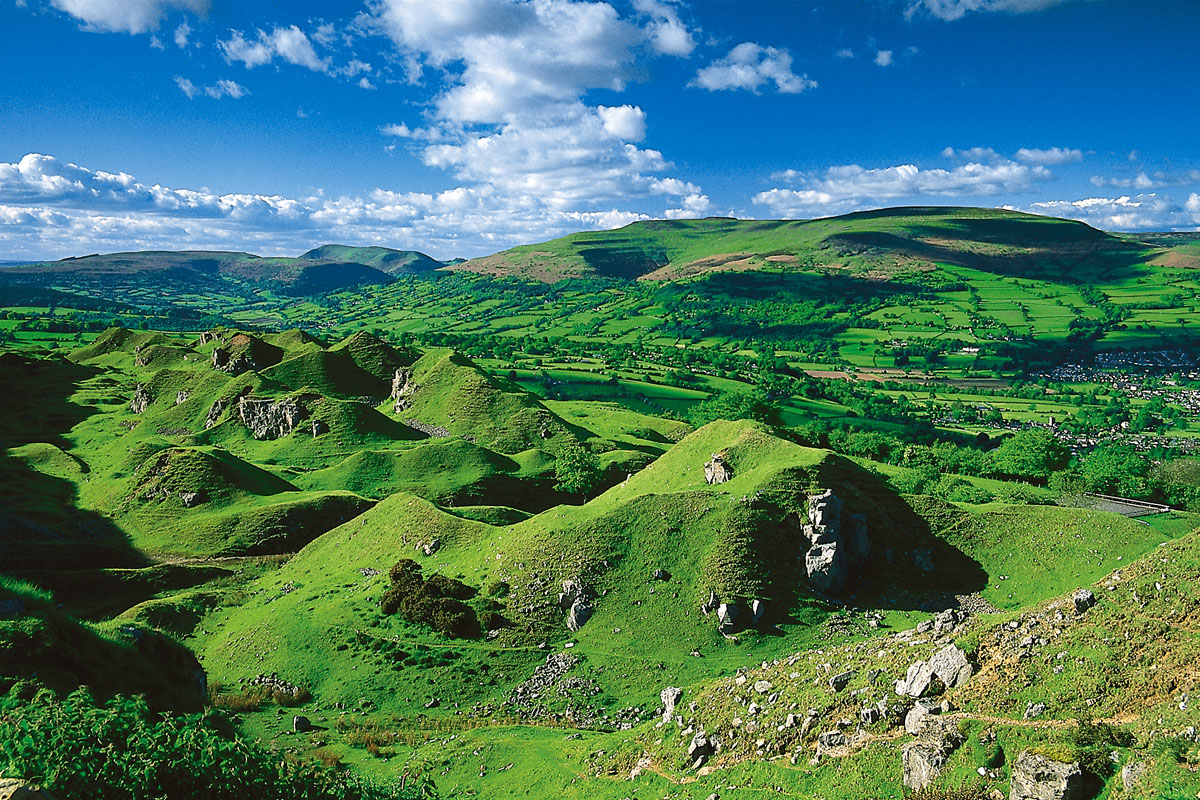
[704,453,732,484]
[802,490,870,594]
[1010,751,1083,800]
[204,399,227,429]
[902,739,949,792]
[238,396,308,440]
[130,383,151,414]
[895,644,974,697]
[558,579,594,632]
[392,368,417,413]
[660,686,682,725]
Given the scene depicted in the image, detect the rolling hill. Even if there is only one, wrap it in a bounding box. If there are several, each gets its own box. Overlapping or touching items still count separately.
[451,206,1198,283]
[0,244,443,296]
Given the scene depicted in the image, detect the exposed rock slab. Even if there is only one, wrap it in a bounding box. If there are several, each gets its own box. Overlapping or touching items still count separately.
[1010,751,1083,800]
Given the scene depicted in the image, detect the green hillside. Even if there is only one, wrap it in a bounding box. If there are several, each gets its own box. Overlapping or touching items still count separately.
[302,244,443,274]
[3,206,1200,800]
[454,206,1187,282]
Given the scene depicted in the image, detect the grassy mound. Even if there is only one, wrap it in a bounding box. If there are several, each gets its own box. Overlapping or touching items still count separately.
[292,439,554,508]
[400,349,580,454]
[0,577,205,711]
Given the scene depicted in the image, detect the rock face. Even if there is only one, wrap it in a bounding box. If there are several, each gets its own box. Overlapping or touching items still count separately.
[175,389,189,405]
[392,368,418,413]
[238,396,308,440]
[558,579,595,632]
[204,399,228,429]
[896,644,974,697]
[802,490,870,594]
[1072,588,1096,614]
[717,602,739,636]
[660,686,682,725]
[1121,761,1147,791]
[1010,751,1083,800]
[130,383,151,414]
[805,543,847,594]
[704,453,733,484]
[902,739,949,791]
[179,490,203,508]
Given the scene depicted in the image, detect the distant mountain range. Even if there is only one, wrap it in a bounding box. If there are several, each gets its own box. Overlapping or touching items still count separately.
[0,244,443,295]
[3,208,1198,295]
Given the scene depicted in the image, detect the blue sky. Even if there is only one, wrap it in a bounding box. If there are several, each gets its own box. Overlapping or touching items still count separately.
[1,0,1197,261]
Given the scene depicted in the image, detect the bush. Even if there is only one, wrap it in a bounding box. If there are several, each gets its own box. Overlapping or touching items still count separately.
[379,561,485,639]
[0,686,434,800]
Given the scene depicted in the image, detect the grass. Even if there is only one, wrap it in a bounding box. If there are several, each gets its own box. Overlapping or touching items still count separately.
[2,207,1200,798]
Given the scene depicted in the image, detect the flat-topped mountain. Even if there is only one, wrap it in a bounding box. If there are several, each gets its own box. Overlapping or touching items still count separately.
[451,206,1197,282]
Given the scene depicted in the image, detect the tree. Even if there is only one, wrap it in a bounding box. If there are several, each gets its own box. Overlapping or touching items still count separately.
[688,389,783,428]
[554,442,603,497]
[987,429,1069,483]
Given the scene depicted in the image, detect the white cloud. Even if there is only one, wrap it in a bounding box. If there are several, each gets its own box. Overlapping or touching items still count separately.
[48,0,207,35]
[664,193,713,219]
[371,0,641,124]
[0,152,678,261]
[754,159,1050,217]
[1014,146,1083,165]
[381,123,415,138]
[597,105,647,142]
[633,0,696,56]
[175,76,248,100]
[220,25,330,73]
[1027,193,1200,230]
[1089,169,1199,190]
[942,146,1000,161]
[692,42,817,94]
[908,0,1076,21]
[835,48,854,58]
[173,21,190,47]
[874,49,893,67]
[367,0,706,214]
[358,77,376,90]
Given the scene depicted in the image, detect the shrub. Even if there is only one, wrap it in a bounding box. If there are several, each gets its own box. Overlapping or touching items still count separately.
[0,686,433,800]
[379,561,484,639]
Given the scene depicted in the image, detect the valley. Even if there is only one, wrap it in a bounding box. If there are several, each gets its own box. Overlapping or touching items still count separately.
[2,208,1199,800]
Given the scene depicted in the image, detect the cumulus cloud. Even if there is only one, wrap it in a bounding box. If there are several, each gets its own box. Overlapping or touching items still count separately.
[371,0,641,123]
[173,21,190,47]
[874,49,893,66]
[48,0,208,34]
[1027,193,1200,230]
[366,0,705,213]
[1014,147,1083,165]
[220,25,330,73]
[634,0,696,56]
[754,159,1050,217]
[908,0,1076,21]
[664,193,713,219]
[175,76,248,100]
[692,42,817,94]
[597,105,647,142]
[0,153,674,261]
